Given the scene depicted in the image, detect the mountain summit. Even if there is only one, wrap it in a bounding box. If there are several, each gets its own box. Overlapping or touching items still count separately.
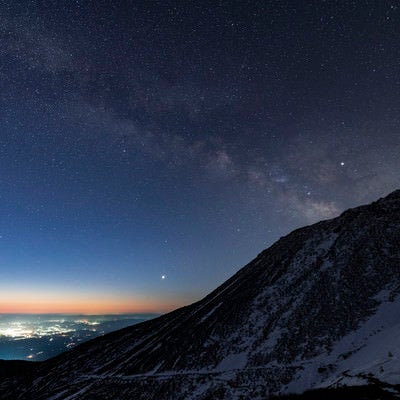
[2,191,400,399]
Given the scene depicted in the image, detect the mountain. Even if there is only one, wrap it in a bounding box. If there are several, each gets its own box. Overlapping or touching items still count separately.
[2,190,400,399]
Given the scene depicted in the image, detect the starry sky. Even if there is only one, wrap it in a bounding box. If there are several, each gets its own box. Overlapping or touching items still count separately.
[1,1,400,313]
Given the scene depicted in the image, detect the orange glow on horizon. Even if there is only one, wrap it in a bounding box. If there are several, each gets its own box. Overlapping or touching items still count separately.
[0,289,187,315]
[0,301,174,315]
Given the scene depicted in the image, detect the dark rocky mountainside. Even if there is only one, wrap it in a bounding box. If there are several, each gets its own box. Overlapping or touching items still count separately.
[2,190,400,399]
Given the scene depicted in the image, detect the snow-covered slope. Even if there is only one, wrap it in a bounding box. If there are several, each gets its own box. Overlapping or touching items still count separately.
[2,190,400,399]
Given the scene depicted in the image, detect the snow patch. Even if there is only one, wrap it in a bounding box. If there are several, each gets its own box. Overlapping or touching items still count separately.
[284,293,400,394]
[199,302,223,323]
[216,352,247,371]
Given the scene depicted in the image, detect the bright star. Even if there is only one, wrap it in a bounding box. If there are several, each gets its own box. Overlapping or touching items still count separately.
[161,275,166,280]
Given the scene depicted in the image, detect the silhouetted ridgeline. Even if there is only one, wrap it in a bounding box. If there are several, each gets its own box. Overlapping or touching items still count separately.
[2,190,400,399]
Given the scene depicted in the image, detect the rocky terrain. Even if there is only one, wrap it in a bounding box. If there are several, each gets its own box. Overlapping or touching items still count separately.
[2,190,400,399]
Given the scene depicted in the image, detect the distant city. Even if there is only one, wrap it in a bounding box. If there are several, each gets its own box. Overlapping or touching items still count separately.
[0,314,158,361]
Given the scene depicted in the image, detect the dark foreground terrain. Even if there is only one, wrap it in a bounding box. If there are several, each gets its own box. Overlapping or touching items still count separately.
[2,190,400,399]
[273,384,399,400]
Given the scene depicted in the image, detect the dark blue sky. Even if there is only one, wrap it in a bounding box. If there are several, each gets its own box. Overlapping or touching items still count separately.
[1,1,400,312]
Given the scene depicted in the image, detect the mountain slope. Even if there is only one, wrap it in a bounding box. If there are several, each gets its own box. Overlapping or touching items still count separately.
[2,190,400,399]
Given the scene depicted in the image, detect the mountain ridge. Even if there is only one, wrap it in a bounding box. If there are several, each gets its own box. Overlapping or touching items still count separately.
[2,190,400,399]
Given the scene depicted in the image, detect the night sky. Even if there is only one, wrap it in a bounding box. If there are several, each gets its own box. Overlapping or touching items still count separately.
[1,1,400,313]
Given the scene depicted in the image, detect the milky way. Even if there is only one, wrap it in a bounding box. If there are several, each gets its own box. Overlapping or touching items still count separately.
[0,1,400,312]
